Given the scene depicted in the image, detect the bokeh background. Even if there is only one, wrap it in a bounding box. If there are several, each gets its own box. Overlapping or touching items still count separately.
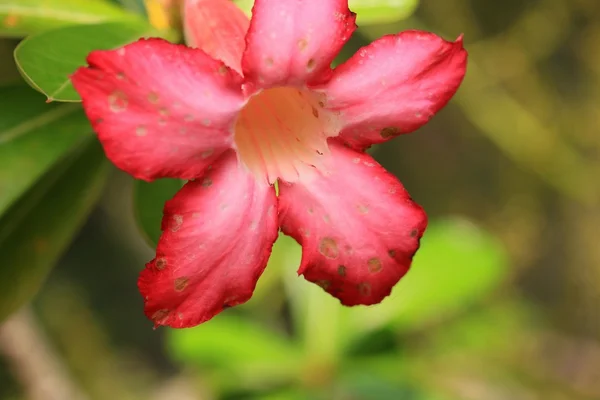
[1,0,600,399]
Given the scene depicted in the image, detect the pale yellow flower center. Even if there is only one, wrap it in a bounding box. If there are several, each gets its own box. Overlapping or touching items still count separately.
[234,87,340,184]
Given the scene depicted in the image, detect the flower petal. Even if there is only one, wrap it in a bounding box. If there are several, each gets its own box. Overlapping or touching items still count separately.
[278,141,427,306]
[183,0,250,73]
[71,38,245,181]
[139,151,279,328]
[242,0,356,88]
[318,31,467,150]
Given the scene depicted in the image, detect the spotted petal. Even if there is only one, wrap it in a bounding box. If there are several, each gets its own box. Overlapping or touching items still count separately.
[183,0,250,73]
[278,141,427,305]
[139,152,279,328]
[317,31,467,150]
[242,0,356,88]
[71,38,245,181]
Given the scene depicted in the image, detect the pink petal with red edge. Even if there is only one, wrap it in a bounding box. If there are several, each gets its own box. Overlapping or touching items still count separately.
[242,0,356,88]
[317,31,467,150]
[139,151,279,328]
[278,141,427,306]
[71,38,245,181]
[183,0,250,73]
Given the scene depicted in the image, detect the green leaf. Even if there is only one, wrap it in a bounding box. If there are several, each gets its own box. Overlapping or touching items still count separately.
[342,218,508,337]
[0,0,133,37]
[232,0,253,15]
[0,139,109,322]
[426,299,539,357]
[14,20,157,102]
[232,0,419,24]
[338,364,462,400]
[167,316,302,384]
[278,218,507,354]
[133,178,183,246]
[349,0,419,25]
[112,0,147,15]
[390,218,508,329]
[0,85,90,218]
[337,376,431,400]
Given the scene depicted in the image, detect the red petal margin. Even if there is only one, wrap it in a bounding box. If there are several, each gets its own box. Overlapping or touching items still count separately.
[139,152,279,328]
[242,0,356,88]
[317,31,467,150]
[278,141,427,306]
[71,38,245,181]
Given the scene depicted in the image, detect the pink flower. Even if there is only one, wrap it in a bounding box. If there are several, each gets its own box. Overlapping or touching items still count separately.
[71,0,467,328]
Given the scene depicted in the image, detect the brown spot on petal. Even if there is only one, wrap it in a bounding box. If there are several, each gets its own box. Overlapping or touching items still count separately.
[174,277,189,292]
[380,126,400,138]
[307,58,316,71]
[312,106,319,118]
[201,148,214,159]
[136,126,147,136]
[147,91,159,103]
[265,57,274,67]
[316,280,331,290]
[410,229,419,238]
[319,237,339,259]
[358,282,372,296]
[151,309,170,322]
[356,204,369,214]
[367,258,383,273]
[202,178,212,187]
[155,257,167,270]
[337,265,347,276]
[218,65,228,75]
[108,91,128,112]
[388,250,396,258]
[171,214,183,232]
[297,38,308,51]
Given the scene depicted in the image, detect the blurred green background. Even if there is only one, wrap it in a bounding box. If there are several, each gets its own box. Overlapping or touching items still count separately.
[1,0,600,399]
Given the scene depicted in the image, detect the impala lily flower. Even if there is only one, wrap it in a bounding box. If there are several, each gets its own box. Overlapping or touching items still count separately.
[71,0,467,328]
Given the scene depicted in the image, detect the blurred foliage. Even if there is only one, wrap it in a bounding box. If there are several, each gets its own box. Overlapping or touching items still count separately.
[1,0,600,399]
[0,0,135,37]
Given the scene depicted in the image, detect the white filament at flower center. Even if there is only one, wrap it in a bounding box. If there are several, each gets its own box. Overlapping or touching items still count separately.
[234,87,339,184]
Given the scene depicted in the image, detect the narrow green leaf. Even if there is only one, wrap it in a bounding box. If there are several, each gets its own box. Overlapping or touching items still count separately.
[0,139,109,322]
[0,0,133,37]
[133,178,183,246]
[232,0,420,24]
[14,20,157,102]
[0,85,90,218]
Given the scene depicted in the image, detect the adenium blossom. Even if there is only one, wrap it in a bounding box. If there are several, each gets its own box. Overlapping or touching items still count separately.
[71,0,467,328]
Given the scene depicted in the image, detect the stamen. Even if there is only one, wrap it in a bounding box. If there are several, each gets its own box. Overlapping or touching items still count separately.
[234,87,339,184]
